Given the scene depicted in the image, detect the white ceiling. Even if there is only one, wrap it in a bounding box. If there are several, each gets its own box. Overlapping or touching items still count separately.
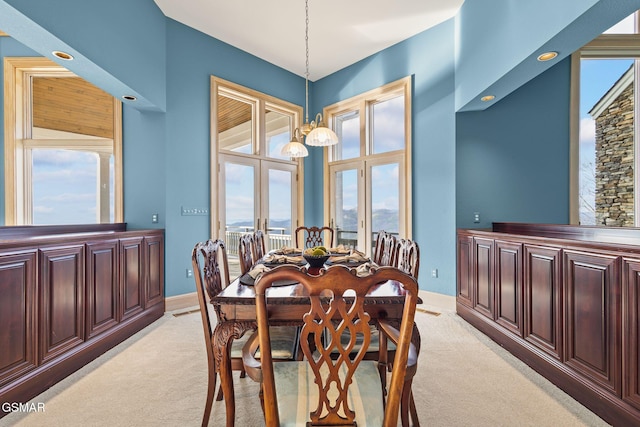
[153,0,464,81]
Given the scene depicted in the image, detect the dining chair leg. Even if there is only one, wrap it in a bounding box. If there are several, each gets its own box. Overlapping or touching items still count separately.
[400,380,413,427]
[409,390,420,427]
[202,369,216,427]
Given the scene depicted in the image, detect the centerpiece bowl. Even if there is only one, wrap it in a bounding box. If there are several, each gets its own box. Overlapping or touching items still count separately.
[303,253,330,268]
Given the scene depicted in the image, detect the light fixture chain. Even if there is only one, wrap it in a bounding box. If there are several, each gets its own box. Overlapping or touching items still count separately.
[305,0,310,123]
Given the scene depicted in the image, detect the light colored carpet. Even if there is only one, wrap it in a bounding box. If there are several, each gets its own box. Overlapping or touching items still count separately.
[1,294,611,427]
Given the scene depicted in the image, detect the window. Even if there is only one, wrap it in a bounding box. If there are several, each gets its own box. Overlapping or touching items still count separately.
[324,77,412,254]
[4,58,123,225]
[210,76,304,263]
[574,11,640,227]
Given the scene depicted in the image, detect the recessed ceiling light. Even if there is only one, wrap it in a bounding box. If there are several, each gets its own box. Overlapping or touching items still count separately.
[52,51,73,60]
[537,51,558,62]
[122,95,137,101]
[481,95,495,102]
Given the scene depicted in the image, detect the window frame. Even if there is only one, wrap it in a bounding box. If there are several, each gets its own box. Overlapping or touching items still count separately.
[322,76,413,250]
[572,20,640,226]
[4,57,123,225]
[210,75,305,240]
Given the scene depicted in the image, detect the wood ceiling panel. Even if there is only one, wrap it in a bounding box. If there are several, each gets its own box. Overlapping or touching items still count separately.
[32,77,113,139]
[217,95,252,134]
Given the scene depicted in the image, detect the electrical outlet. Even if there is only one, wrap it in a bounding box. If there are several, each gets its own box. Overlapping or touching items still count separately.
[186,269,193,278]
[431,269,438,278]
[151,213,159,223]
[473,212,480,223]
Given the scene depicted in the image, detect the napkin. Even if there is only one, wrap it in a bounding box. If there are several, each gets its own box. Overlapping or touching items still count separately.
[274,246,302,255]
[329,244,351,254]
[329,250,368,263]
[263,254,304,264]
[248,263,271,279]
[355,262,374,277]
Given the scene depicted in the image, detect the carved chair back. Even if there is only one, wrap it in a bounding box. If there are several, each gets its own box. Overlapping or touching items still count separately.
[295,226,334,249]
[238,233,256,274]
[395,238,420,279]
[253,230,266,260]
[373,230,398,266]
[191,239,231,424]
[253,265,419,426]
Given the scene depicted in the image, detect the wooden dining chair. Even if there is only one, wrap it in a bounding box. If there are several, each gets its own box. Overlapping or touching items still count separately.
[396,238,420,279]
[192,239,299,427]
[393,238,421,426]
[373,230,398,266]
[253,230,266,260]
[294,225,334,249]
[238,233,256,274]
[244,265,418,426]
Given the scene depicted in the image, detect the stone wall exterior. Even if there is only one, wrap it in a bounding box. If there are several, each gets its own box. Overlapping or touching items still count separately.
[594,81,635,227]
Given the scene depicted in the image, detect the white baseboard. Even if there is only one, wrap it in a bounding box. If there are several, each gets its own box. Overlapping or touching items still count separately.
[165,292,198,312]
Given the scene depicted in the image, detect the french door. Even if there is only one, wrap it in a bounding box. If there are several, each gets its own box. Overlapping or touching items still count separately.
[219,153,298,254]
[329,153,405,255]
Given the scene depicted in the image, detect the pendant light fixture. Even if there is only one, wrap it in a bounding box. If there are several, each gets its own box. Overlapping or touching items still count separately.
[281,0,338,158]
[280,128,309,157]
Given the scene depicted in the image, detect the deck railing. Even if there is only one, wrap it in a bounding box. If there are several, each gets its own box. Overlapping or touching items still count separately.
[225,229,293,256]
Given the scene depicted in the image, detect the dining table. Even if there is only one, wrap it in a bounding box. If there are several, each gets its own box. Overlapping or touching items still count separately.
[210,251,421,427]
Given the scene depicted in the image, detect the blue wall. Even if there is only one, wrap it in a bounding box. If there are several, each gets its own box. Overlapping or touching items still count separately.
[456,0,640,112]
[163,20,306,296]
[456,58,572,229]
[312,20,457,295]
[0,0,167,111]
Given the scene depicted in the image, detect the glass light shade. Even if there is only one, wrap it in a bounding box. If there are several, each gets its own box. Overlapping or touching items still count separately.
[280,140,309,157]
[305,125,339,147]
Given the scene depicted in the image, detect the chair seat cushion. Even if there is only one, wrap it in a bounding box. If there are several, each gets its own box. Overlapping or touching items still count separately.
[273,360,384,426]
[230,326,298,360]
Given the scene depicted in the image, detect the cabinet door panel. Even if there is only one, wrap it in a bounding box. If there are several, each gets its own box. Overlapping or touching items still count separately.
[524,245,563,360]
[624,258,640,408]
[120,237,144,320]
[86,240,119,338]
[40,245,85,362]
[564,250,620,395]
[457,235,473,307]
[474,238,494,319]
[0,251,37,386]
[495,241,522,336]
[145,235,164,308]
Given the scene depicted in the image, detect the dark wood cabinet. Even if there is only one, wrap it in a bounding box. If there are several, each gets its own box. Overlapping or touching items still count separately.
[495,240,522,336]
[0,250,37,388]
[456,234,473,307]
[473,237,494,320]
[457,223,640,426]
[0,224,164,418]
[564,250,620,395]
[145,234,164,308]
[86,239,119,338]
[624,257,640,410]
[39,244,85,363]
[523,244,562,360]
[120,236,145,321]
